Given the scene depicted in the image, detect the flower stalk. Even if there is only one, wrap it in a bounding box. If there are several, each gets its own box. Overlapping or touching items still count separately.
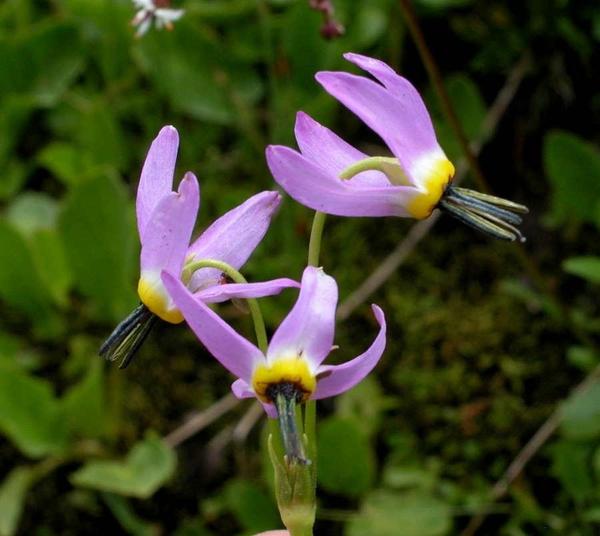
[182,258,269,353]
[307,211,327,267]
[268,418,316,536]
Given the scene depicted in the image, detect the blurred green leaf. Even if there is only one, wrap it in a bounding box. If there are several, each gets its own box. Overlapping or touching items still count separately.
[594,444,600,479]
[0,466,36,536]
[0,22,84,107]
[433,74,486,161]
[134,22,262,125]
[382,465,436,491]
[550,440,595,503]
[71,432,176,498]
[101,493,159,536]
[583,507,600,524]
[347,490,452,536]
[59,174,137,321]
[60,359,106,439]
[349,2,390,49]
[563,256,600,285]
[0,363,68,458]
[6,193,72,306]
[30,228,72,307]
[62,0,132,82]
[37,142,96,186]
[336,376,387,438]
[566,346,599,372]
[544,130,600,224]
[223,479,279,533]
[415,0,473,10]
[75,99,127,171]
[499,279,562,320]
[281,2,343,89]
[6,192,58,235]
[173,518,214,536]
[0,96,32,172]
[0,220,57,331]
[560,382,600,440]
[317,417,374,497]
[0,160,29,201]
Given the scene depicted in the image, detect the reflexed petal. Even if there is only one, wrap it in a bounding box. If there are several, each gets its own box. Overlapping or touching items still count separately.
[261,402,277,419]
[140,172,199,276]
[266,145,415,217]
[267,267,337,369]
[187,191,281,290]
[313,305,386,399]
[231,378,255,399]
[162,271,263,381]
[136,125,179,237]
[316,71,442,185]
[294,112,390,188]
[231,379,277,417]
[194,278,300,304]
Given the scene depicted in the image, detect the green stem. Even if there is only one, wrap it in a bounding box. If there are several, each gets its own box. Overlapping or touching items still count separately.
[307,211,327,267]
[182,259,268,353]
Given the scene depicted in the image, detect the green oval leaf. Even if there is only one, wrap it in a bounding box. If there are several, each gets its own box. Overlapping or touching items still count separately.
[59,174,137,322]
[0,364,68,458]
[317,417,374,498]
[544,130,600,223]
[70,432,176,498]
[347,490,452,536]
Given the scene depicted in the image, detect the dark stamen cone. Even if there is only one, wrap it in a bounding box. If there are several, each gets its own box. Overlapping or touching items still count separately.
[99,304,157,369]
[268,383,309,465]
[440,186,528,242]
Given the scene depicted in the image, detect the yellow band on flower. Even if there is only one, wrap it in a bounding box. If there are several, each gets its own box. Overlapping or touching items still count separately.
[252,356,316,404]
[407,158,455,219]
[138,275,184,324]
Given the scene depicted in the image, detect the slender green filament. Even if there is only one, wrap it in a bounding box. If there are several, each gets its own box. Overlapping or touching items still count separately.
[182,258,268,353]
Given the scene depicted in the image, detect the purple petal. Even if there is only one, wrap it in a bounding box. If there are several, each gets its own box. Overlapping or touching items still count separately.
[231,378,255,398]
[193,278,300,304]
[231,379,276,417]
[267,267,337,370]
[162,271,264,382]
[266,145,415,217]
[294,112,390,188]
[136,126,179,237]
[187,191,281,290]
[313,305,386,399]
[343,53,433,109]
[140,172,199,276]
[315,71,443,184]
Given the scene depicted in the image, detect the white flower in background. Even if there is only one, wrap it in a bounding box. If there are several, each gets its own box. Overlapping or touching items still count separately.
[131,0,184,37]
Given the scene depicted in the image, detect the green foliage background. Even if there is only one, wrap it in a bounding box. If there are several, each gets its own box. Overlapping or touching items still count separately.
[1,0,600,534]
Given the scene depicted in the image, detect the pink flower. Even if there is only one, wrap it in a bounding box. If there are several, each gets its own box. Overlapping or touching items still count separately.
[100,126,297,367]
[163,265,385,417]
[267,53,527,241]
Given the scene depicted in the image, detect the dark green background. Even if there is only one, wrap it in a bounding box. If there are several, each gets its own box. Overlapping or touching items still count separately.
[0,0,599,534]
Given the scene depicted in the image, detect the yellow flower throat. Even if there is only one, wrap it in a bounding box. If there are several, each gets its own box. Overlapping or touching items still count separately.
[407,158,455,219]
[252,356,316,404]
[138,275,184,324]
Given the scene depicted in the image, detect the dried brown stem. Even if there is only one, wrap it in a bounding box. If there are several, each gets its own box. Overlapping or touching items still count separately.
[461,364,600,535]
[163,393,240,448]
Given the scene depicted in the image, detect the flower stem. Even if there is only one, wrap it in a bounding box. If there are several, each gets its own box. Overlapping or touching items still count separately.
[307,211,327,267]
[182,259,268,353]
